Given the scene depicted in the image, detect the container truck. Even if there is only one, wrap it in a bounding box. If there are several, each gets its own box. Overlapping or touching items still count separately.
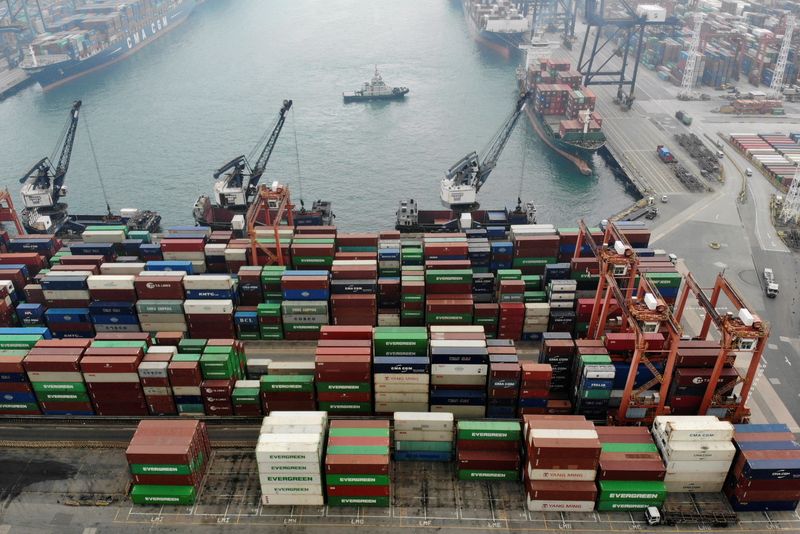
[763,268,779,298]
[656,145,675,163]
[645,496,736,527]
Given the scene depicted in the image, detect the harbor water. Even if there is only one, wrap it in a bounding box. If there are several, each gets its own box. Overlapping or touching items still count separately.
[0,0,635,231]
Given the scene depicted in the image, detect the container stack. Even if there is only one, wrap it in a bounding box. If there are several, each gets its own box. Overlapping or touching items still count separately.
[456,420,522,481]
[231,379,262,416]
[596,426,666,512]
[260,374,315,414]
[572,353,614,423]
[425,269,474,327]
[168,352,204,416]
[255,302,282,340]
[539,334,575,397]
[330,259,378,326]
[523,302,550,341]
[325,420,391,507]
[160,237,207,274]
[724,423,800,511]
[183,299,235,339]
[0,348,40,414]
[315,325,373,415]
[652,415,736,493]
[44,307,94,339]
[518,362,552,415]
[429,325,488,418]
[393,412,454,462]
[280,271,330,340]
[399,264,425,326]
[372,326,429,414]
[82,341,148,416]
[139,345,177,415]
[487,359,520,418]
[510,224,559,275]
[473,302,498,338]
[257,411,327,506]
[127,420,210,506]
[523,415,600,512]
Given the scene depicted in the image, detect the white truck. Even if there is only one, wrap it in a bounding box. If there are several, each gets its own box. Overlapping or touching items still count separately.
[763,268,779,298]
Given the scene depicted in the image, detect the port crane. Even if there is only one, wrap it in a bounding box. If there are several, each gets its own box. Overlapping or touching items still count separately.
[440,91,530,209]
[18,100,81,231]
[212,99,292,211]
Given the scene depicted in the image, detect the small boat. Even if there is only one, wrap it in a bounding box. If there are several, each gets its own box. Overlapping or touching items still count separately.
[343,66,409,102]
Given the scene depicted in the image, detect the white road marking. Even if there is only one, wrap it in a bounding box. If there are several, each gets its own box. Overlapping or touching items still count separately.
[769,343,779,350]
[781,336,793,343]
[769,378,781,385]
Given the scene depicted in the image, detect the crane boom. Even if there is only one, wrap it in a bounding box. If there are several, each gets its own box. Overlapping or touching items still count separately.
[440,91,530,208]
[250,99,292,187]
[475,91,530,191]
[212,99,293,209]
[19,100,81,209]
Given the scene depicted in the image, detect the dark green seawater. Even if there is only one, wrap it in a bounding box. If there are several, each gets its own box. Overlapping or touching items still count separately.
[0,0,635,231]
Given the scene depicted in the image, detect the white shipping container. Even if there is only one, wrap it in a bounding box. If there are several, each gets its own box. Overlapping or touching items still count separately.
[137,361,168,378]
[258,462,321,475]
[82,372,139,383]
[394,429,453,442]
[664,480,724,493]
[259,484,323,496]
[261,494,325,506]
[394,412,454,432]
[204,243,227,256]
[663,470,727,483]
[374,392,428,403]
[663,424,734,443]
[146,345,177,356]
[374,401,430,413]
[100,262,146,275]
[262,412,328,426]
[373,373,429,385]
[140,321,188,332]
[331,260,377,267]
[82,230,126,243]
[430,404,485,418]
[162,251,206,261]
[583,368,615,379]
[431,364,487,376]
[256,446,321,464]
[190,260,206,274]
[549,280,577,291]
[137,313,186,323]
[528,467,596,481]
[374,382,428,393]
[429,325,485,333]
[549,301,575,309]
[430,339,486,349]
[172,386,202,396]
[377,314,401,326]
[183,299,234,314]
[224,248,248,260]
[43,289,90,300]
[87,275,136,290]
[528,428,598,440]
[183,274,235,290]
[267,361,315,375]
[235,380,260,389]
[431,374,486,386]
[142,386,171,396]
[258,473,322,485]
[662,440,736,462]
[665,460,732,474]
[260,424,325,435]
[526,499,595,512]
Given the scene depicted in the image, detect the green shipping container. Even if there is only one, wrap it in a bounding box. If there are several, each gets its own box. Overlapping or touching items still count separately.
[373,328,428,356]
[426,313,472,324]
[522,275,542,290]
[172,353,201,362]
[596,501,659,512]
[0,335,43,349]
[130,463,194,476]
[37,391,90,403]
[282,323,323,333]
[260,375,314,392]
[512,257,557,268]
[328,428,388,438]
[178,339,207,353]
[317,402,372,413]
[524,291,548,303]
[326,445,389,456]
[327,496,389,507]
[457,470,519,481]
[326,474,390,486]
[496,269,523,280]
[457,421,521,441]
[90,340,147,350]
[598,480,667,501]
[394,440,452,453]
[601,443,659,453]
[130,485,196,505]
[424,270,473,284]
[31,382,86,393]
[0,402,39,411]
[581,389,611,400]
[232,388,260,404]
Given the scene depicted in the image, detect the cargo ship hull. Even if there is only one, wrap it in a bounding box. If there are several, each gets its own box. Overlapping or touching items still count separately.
[23,0,195,91]
[462,1,527,58]
[21,204,161,237]
[530,107,606,159]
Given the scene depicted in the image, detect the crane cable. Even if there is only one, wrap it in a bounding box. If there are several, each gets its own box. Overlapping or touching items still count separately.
[290,106,305,209]
[82,110,112,216]
[518,135,526,202]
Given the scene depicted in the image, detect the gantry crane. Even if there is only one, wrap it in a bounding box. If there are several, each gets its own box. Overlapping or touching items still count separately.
[194,100,293,229]
[245,182,295,266]
[18,100,81,233]
[678,12,705,100]
[574,219,682,424]
[769,14,795,99]
[439,91,530,209]
[673,272,769,422]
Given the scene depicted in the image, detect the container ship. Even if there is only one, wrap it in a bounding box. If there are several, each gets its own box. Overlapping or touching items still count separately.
[517,43,606,173]
[20,0,196,91]
[462,0,529,57]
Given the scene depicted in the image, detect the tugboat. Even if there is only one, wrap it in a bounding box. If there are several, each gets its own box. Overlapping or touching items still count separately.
[343,66,409,102]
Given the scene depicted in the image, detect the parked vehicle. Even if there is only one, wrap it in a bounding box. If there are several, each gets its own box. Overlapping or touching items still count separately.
[763,268,779,298]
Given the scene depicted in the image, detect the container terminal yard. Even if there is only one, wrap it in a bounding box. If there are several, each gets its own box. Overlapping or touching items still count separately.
[2,2,800,534]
